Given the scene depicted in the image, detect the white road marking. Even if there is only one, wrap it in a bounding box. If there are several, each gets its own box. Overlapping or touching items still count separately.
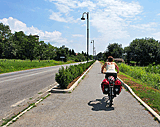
[0,68,57,83]
[11,99,26,107]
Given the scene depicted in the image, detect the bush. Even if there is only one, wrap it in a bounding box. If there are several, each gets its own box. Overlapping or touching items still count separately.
[55,61,95,88]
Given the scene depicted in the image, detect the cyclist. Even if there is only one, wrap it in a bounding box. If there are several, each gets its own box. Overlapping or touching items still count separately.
[101,56,119,80]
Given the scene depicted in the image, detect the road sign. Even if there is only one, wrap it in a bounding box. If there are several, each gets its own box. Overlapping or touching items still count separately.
[60,56,65,59]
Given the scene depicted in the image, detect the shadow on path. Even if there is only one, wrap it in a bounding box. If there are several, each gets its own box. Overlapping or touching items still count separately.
[88,96,114,111]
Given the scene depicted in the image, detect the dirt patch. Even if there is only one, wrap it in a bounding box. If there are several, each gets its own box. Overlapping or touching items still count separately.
[121,77,145,91]
[118,74,160,93]
[67,75,81,89]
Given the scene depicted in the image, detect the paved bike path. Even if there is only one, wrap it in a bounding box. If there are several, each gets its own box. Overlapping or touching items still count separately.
[10,61,159,127]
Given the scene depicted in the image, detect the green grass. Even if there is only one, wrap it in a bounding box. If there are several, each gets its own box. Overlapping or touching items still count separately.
[82,75,86,80]
[0,59,76,74]
[118,63,160,90]
[133,85,160,114]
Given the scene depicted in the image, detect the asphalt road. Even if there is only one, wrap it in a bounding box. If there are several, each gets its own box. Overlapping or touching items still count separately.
[9,61,159,127]
[0,62,84,122]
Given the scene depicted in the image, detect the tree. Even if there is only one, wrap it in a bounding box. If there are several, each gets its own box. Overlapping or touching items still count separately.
[0,23,12,58]
[97,52,103,61]
[124,46,131,64]
[27,34,39,61]
[71,49,76,56]
[54,46,68,62]
[0,23,11,39]
[125,38,160,65]
[103,43,123,61]
[12,32,39,60]
[47,43,56,60]
[12,31,28,59]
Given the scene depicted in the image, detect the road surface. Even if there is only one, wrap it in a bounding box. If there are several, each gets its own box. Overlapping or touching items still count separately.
[0,62,85,122]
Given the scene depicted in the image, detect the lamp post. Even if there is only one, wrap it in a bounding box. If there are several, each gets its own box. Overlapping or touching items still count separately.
[94,49,96,60]
[81,12,89,62]
[91,40,94,59]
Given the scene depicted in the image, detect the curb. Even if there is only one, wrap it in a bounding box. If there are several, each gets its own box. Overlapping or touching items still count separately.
[51,61,96,93]
[118,77,160,123]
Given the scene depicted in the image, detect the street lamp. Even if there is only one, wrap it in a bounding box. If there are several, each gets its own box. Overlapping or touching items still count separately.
[95,49,96,60]
[81,12,89,62]
[91,40,94,59]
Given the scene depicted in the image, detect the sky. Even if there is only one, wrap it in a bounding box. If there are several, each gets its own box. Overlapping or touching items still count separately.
[0,0,160,55]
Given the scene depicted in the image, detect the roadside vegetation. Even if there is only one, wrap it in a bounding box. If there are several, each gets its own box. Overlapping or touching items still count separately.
[119,63,160,90]
[118,63,160,115]
[56,61,95,89]
[0,59,76,74]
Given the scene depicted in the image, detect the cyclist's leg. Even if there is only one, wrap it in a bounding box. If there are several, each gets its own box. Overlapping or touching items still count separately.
[112,73,117,80]
[105,73,110,79]
[112,73,117,97]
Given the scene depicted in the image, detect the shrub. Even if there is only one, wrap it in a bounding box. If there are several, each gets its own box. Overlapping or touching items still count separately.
[55,66,67,88]
[55,61,95,88]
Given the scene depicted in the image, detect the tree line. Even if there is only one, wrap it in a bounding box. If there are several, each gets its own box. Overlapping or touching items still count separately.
[97,38,160,66]
[1,22,160,65]
[0,23,92,62]
[97,43,123,61]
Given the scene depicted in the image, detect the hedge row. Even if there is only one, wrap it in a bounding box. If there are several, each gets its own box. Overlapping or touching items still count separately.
[119,63,160,90]
[55,61,95,88]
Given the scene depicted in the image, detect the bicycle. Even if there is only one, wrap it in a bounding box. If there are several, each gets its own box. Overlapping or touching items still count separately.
[101,74,122,107]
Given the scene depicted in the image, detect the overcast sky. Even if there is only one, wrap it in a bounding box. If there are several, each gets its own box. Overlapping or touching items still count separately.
[0,0,160,54]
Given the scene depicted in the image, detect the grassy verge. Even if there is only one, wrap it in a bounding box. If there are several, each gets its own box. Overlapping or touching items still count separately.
[118,72,160,115]
[0,59,76,74]
[118,63,160,90]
